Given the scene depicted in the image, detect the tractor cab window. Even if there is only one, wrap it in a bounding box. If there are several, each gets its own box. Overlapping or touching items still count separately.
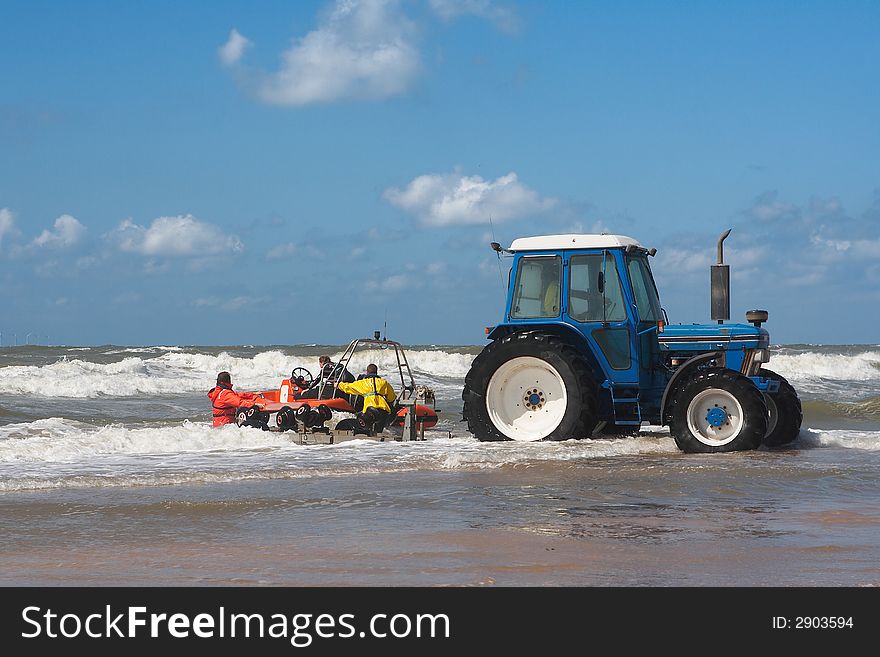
[510,256,561,319]
[626,256,662,322]
[568,254,627,323]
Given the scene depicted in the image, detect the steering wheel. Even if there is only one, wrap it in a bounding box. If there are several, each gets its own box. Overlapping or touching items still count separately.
[291,367,313,388]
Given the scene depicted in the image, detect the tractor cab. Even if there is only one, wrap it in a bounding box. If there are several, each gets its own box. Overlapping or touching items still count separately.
[488,234,667,428]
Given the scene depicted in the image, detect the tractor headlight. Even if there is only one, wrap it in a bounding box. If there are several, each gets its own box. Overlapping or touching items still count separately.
[753,348,770,364]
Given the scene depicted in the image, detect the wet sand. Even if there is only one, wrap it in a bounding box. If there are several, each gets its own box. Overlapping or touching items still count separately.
[2,461,879,586]
[4,521,879,587]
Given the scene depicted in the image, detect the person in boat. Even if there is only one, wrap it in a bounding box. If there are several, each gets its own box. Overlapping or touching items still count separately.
[208,371,258,427]
[296,355,355,400]
[335,363,397,433]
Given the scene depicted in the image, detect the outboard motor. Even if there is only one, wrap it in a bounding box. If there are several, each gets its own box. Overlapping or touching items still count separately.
[711,229,731,324]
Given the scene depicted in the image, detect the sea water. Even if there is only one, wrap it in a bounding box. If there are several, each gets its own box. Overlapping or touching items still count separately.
[1,344,878,585]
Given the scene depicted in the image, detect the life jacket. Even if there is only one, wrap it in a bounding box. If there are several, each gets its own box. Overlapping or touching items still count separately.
[208,382,238,427]
[336,376,396,414]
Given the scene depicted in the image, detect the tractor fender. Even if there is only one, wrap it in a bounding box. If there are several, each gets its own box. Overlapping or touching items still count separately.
[659,351,722,424]
[492,323,606,382]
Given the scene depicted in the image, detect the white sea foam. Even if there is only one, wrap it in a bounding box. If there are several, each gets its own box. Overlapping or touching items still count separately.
[106,346,184,355]
[1,417,878,492]
[0,418,673,466]
[0,416,676,492]
[770,351,880,382]
[0,418,288,462]
[797,428,880,451]
[343,348,475,379]
[0,349,476,398]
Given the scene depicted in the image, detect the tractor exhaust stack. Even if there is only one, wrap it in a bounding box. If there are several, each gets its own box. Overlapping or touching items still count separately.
[711,229,731,324]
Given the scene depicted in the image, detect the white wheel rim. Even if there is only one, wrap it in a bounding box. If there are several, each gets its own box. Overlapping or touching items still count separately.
[686,388,744,447]
[764,394,778,438]
[486,356,567,441]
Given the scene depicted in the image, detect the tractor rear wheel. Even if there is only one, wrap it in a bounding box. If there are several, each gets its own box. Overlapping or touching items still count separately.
[462,331,598,442]
[671,368,767,453]
[759,368,802,447]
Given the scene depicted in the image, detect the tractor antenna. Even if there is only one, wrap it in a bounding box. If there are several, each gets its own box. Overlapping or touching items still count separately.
[488,215,505,293]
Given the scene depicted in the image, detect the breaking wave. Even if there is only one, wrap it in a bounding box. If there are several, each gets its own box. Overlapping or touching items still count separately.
[1,345,879,417]
[0,349,476,398]
[770,350,880,382]
[797,428,880,451]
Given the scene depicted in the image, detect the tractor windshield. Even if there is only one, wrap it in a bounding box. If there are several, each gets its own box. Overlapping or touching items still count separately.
[626,256,662,322]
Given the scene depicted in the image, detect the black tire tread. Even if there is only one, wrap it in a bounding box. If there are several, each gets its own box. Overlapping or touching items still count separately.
[759,368,803,447]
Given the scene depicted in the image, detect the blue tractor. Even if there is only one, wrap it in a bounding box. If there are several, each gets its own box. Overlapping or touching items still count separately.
[462,231,802,453]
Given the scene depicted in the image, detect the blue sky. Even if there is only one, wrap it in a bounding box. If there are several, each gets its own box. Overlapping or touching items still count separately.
[1,0,878,346]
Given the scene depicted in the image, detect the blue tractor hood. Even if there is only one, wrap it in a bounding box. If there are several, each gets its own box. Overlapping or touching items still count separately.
[659,322,769,351]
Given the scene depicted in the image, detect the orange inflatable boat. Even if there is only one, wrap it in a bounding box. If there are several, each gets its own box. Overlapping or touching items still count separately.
[233,338,440,439]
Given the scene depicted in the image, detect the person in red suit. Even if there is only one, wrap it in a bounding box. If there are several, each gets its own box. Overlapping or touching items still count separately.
[207,371,257,427]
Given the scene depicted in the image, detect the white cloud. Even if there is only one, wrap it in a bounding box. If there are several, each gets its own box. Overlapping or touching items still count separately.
[567,219,612,234]
[655,248,711,275]
[112,292,142,305]
[384,170,557,226]
[108,215,243,257]
[810,235,880,262]
[76,256,99,269]
[727,246,768,268]
[383,273,409,290]
[32,214,86,248]
[194,295,265,311]
[748,191,798,223]
[365,273,410,292]
[0,208,15,249]
[267,242,297,260]
[351,246,367,257]
[218,28,252,65]
[428,0,521,33]
[239,0,421,107]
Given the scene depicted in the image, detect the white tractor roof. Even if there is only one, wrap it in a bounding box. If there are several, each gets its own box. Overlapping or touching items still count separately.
[508,234,644,252]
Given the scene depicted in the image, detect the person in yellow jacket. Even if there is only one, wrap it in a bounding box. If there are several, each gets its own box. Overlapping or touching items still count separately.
[335,363,397,433]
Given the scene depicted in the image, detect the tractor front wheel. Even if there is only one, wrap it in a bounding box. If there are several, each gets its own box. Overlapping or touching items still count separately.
[671,368,767,453]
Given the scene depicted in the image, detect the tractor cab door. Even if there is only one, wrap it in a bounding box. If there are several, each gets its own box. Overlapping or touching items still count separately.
[565,250,648,426]
[566,251,638,384]
[625,255,665,404]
